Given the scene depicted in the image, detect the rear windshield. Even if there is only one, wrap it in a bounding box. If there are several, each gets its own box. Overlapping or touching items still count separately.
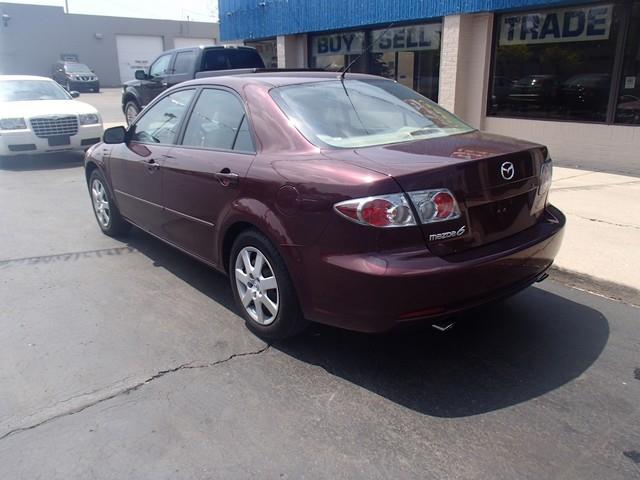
[0,80,71,102]
[202,49,265,71]
[270,79,474,148]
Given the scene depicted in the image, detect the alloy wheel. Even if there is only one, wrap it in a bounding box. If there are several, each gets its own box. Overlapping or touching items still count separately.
[91,178,111,228]
[234,246,279,325]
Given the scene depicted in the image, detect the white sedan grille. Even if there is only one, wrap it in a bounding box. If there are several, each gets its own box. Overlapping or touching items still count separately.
[30,116,79,138]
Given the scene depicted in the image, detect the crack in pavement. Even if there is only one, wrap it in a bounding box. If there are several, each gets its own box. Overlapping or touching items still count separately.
[0,345,270,441]
[551,179,640,192]
[571,215,640,231]
[0,246,137,268]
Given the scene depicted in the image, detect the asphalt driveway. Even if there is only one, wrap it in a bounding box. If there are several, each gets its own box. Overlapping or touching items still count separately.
[0,154,639,479]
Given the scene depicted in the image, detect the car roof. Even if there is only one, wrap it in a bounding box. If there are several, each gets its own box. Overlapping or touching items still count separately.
[166,45,259,54]
[182,71,387,88]
[0,75,53,81]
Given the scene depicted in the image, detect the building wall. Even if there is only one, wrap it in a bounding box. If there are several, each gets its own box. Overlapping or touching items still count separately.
[219,0,597,41]
[0,2,218,86]
[484,117,640,168]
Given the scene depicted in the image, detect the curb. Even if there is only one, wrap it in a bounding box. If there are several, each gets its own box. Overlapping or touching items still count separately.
[549,266,640,308]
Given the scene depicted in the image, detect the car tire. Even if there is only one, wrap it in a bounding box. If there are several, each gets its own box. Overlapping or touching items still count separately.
[88,169,130,237]
[124,100,140,126]
[65,80,71,91]
[230,229,307,340]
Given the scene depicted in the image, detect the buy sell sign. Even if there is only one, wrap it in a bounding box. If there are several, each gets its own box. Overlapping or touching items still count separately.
[371,24,441,53]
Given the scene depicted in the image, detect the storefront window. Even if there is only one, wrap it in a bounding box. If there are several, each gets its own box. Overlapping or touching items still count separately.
[489,4,621,122]
[245,39,278,69]
[369,24,441,101]
[309,24,441,101]
[309,31,366,72]
[615,2,640,124]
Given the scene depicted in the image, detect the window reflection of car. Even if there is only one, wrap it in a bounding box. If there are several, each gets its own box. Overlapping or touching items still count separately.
[560,74,610,114]
[507,75,558,109]
[616,95,640,124]
[490,76,515,112]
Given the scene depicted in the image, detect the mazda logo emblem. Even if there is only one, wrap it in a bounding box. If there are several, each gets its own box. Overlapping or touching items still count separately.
[500,161,515,180]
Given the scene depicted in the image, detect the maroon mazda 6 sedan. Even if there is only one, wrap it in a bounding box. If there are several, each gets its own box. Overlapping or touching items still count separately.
[85,72,564,339]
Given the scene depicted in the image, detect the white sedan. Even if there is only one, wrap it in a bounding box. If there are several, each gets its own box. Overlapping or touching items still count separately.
[0,75,103,157]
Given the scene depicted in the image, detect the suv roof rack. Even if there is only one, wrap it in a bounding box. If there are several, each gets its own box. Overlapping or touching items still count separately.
[194,68,325,79]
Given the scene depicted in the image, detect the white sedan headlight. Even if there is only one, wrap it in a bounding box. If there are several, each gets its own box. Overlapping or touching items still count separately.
[79,113,101,125]
[0,118,27,130]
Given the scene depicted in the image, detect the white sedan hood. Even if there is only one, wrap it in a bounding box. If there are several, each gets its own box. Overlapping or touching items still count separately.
[0,99,99,118]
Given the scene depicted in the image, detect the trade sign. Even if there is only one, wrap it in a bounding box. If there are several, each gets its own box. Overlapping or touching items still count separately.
[499,5,612,46]
[371,24,440,53]
[312,32,364,56]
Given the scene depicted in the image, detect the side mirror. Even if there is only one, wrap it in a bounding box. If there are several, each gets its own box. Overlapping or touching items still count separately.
[103,126,126,144]
[134,70,148,80]
[70,91,80,98]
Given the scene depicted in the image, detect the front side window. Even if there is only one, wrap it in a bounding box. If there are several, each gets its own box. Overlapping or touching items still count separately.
[132,89,195,144]
[489,4,620,122]
[0,80,70,102]
[182,89,254,152]
[149,54,172,77]
[271,79,473,148]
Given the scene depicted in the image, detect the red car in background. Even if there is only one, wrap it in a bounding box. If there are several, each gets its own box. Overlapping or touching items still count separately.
[85,72,564,339]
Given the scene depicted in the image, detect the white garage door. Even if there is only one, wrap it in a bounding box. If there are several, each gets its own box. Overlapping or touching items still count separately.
[116,35,164,84]
[173,37,215,49]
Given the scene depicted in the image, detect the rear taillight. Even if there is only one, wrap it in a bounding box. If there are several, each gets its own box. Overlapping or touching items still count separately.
[407,189,461,224]
[334,189,462,228]
[538,160,552,196]
[334,194,416,228]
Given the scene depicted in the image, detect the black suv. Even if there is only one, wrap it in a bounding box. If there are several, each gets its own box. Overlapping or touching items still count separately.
[121,45,265,124]
[53,61,100,92]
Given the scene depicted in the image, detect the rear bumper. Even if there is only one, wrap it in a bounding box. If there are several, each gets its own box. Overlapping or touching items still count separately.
[297,205,565,333]
[0,124,103,156]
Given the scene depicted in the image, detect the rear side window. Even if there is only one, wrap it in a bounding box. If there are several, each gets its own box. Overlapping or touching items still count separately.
[173,50,197,74]
[202,49,265,71]
[181,89,255,152]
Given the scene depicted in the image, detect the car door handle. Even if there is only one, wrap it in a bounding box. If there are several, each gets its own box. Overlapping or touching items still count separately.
[142,158,160,171]
[214,170,239,187]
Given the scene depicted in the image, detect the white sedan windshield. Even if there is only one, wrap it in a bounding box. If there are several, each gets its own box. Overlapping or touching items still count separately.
[271,79,474,148]
[0,80,71,102]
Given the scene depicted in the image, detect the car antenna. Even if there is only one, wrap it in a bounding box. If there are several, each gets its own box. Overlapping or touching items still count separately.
[339,23,395,81]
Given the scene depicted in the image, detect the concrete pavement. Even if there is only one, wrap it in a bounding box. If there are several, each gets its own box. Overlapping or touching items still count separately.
[1,157,640,478]
[550,167,640,298]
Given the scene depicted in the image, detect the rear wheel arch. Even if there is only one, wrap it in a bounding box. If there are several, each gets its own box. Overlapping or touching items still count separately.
[221,221,260,274]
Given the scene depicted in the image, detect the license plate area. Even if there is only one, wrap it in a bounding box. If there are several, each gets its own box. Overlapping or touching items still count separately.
[48,135,71,147]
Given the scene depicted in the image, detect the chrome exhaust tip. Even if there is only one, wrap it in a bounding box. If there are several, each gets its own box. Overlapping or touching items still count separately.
[431,319,456,332]
[536,272,550,283]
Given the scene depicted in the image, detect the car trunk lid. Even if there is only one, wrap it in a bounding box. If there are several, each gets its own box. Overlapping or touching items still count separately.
[323,131,548,256]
